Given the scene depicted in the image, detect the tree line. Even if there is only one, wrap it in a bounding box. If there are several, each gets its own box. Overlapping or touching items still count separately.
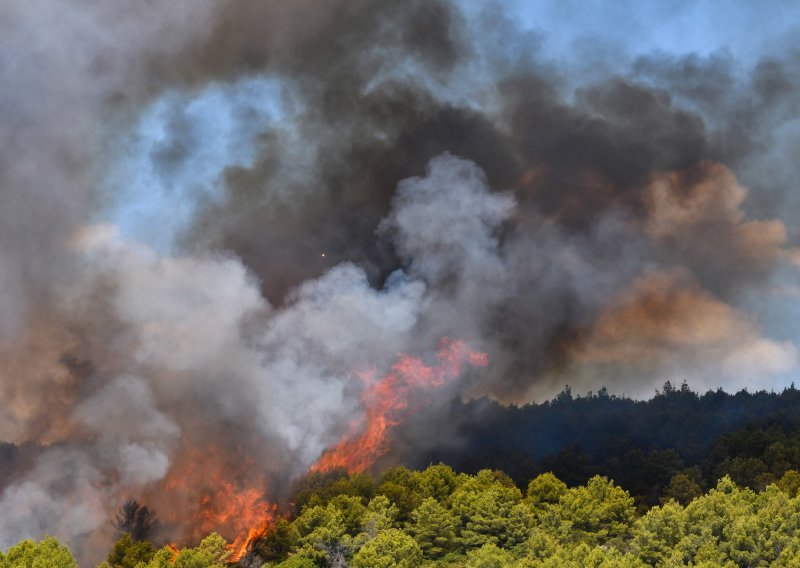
[5,463,800,567]
[406,382,800,506]
[7,382,800,567]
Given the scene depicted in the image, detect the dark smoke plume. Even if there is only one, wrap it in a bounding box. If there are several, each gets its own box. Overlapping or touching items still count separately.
[1,0,800,563]
[114,500,158,542]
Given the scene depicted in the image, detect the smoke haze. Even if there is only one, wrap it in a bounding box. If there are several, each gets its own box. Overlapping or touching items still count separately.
[2,0,800,562]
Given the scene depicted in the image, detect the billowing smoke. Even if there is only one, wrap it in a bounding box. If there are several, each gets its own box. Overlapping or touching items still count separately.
[2,0,800,563]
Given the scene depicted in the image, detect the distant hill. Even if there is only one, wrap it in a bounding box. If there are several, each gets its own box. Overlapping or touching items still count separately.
[397,382,800,505]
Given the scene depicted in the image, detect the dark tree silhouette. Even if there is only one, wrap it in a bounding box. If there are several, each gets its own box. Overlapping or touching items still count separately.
[113,500,158,541]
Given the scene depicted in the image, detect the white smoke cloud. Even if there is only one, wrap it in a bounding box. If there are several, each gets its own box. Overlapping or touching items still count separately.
[0,449,108,552]
[73,375,180,486]
[382,152,515,287]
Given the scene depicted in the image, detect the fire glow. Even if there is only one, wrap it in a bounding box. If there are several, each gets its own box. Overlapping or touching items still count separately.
[156,338,487,561]
[312,337,489,474]
[154,446,277,562]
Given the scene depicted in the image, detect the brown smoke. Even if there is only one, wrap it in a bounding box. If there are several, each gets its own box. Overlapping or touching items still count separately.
[1,1,800,563]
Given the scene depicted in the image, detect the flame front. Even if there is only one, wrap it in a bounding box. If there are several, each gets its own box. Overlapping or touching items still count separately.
[152,445,276,562]
[151,338,486,561]
[227,517,274,563]
[312,338,488,473]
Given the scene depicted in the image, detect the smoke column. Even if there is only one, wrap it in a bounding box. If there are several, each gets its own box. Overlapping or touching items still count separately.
[2,0,800,563]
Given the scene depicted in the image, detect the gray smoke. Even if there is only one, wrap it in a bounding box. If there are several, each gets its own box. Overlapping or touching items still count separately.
[1,0,800,563]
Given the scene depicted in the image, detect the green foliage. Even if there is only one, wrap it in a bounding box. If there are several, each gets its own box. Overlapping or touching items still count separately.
[777,469,800,497]
[327,495,366,536]
[661,471,704,505]
[409,497,458,557]
[432,383,800,503]
[376,466,421,522]
[273,556,317,568]
[254,518,297,563]
[361,495,398,537]
[632,499,687,565]
[140,533,229,568]
[464,543,513,568]
[526,472,567,513]
[17,462,800,568]
[1,536,77,568]
[549,476,636,545]
[291,470,374,513]
[416,463,462,503]
[351,529,421,568]
[291,502,347,558]
[105,533,155,568]
[450,469,530,551]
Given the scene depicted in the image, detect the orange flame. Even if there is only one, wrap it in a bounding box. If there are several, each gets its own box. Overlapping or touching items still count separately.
[312,338,488,473]
[227,516,274,563]
[155,446,276,562]
[166,543,180,564]
[152,338,486,563]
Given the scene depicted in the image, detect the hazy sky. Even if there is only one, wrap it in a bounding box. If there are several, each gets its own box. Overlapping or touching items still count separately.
[106,1,800,251]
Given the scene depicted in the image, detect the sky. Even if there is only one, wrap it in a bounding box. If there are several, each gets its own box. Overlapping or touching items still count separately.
[105,0,800,252]
[511,0,800,64]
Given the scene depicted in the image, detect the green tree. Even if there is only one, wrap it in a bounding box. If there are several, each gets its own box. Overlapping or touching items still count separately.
[465,542,514,568]
[670,475,800,566]
[376,467,421,522]
[416,463,462,503]
[273,556,316,568]
[360,495,398,537]
[550,476,636,545]
[518,541,646,568]
[451,471,530,550]
[518,527,560,562]
[632,499,686,565]
[327,495,366,536]
[661,472,703,505]
[145,533,229,568]
[254,518,297,563]
[292,470,374,513]
[105,533,155,568]
[291,503,348,564]
[715,457,770,489]
[409,497,458,557]
[777,469,800,497]
[351,529,422,568]
[2,536,78,568]
[526,472,567,509]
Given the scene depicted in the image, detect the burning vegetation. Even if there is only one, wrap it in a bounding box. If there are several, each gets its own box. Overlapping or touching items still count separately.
[312,338,488,474]
[3,0,800,565]
[107,338,487,563]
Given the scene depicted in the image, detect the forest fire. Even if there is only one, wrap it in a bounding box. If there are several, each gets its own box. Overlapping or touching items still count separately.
[154,445,277,561]
[312,338,488,473]
[227,517,273,563]
[147,339,486,562]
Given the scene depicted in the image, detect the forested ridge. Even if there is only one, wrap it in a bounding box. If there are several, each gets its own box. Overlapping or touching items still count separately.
[7,383,800,567]
[407,382,800,504]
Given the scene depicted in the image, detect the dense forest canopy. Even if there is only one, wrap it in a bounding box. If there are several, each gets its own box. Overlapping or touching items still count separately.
[404,382,800,500]
[7,464,800,567]
[6,384,800,567]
